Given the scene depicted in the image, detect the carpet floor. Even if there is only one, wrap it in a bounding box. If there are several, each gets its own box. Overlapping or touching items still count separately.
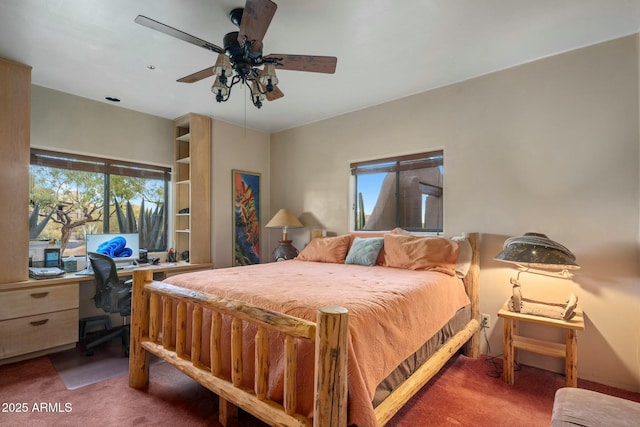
[49,338,160,390]
[1,352,638,426]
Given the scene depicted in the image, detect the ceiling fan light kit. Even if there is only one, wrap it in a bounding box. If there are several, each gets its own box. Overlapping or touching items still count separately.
[212,54,233,84]
[135,0,337,109]
[260,64,278,91]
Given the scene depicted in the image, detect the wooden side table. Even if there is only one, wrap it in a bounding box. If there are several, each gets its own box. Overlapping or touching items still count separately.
[497,302,585,387]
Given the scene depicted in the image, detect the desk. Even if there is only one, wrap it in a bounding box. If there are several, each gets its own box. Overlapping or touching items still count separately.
[116,261,214,279]
[0,262,211,364]
[497,302,585,387]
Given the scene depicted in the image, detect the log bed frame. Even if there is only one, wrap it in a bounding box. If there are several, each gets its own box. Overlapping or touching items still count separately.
[129,232,480,427]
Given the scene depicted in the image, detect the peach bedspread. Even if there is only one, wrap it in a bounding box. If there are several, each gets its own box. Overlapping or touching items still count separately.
[164,260,470,426]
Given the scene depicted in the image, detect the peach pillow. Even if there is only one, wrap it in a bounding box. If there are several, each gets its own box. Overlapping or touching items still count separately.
[296,235,351,263]
[383,233,459,275]
[391,228,472,278]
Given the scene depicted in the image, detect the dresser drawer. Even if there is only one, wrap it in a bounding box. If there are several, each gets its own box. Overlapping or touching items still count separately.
[0,283,78,320]
[0,309,78,359]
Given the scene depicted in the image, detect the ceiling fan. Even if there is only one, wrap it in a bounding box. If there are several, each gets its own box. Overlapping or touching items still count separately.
[135,0,337,108]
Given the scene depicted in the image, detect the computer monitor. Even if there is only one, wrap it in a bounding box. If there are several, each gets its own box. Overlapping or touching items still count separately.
[86,233,140,267]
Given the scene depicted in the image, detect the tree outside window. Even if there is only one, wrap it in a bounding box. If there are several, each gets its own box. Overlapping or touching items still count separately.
[29,149,169,256]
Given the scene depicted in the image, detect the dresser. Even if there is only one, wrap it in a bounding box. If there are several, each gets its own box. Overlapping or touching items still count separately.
[0,279,80,362]
[0,262,211,364]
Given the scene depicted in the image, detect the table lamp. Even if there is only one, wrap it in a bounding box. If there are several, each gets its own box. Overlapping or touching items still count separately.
[494,232,580,320]
[265,208,304,261]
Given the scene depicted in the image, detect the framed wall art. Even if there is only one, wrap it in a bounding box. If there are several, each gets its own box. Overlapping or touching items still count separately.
[232,170,261,265]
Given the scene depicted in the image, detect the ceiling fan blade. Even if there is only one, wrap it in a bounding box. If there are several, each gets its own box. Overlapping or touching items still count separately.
[263,54,337,74]
[266,85,284,101]
[177,66,214,83]
[135,15,224,54]
[237,0,277,52]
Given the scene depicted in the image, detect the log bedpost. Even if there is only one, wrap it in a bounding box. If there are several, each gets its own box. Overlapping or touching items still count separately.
[463,232,481,358]
[313,306,348,427]
[129,269,152,388]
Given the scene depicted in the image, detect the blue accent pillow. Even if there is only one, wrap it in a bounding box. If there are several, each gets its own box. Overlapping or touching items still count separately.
[345,237,384,266]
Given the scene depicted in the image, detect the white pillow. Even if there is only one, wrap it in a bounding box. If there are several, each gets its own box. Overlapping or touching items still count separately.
[451,235,472,278]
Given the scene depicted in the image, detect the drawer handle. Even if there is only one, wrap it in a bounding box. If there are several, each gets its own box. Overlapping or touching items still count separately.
[30,319,49,326]
[30,292,49,299]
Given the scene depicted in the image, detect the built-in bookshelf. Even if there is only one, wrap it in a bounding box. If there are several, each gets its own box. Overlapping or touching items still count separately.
[173,113,211,264]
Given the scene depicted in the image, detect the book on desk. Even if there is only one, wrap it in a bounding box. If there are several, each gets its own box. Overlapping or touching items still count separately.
[29,267,66,279]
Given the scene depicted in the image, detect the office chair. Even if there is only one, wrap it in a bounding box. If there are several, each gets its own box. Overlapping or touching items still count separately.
[84,252,132,356]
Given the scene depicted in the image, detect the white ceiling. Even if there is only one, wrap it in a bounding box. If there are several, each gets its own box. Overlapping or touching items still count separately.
[1,0,639,133]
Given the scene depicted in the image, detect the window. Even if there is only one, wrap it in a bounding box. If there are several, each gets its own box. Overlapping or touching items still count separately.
[29,149,170,256]
[351,150,443,232]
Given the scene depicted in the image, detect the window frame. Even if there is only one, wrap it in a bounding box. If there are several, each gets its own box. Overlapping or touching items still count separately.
[350,150,444,232]
[31,149,171,181]
[29,148,171,250]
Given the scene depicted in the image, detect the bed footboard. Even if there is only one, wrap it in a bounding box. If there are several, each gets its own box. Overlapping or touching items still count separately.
[128,269,348,427]
[128,232,481,427]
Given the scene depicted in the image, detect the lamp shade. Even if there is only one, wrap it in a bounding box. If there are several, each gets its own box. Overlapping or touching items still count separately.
[212,53,232,77]
[494,232,579,270]
[251,81,265,100]
[211,76,229,97]
[265,209,303,229]
[259,63,279,87]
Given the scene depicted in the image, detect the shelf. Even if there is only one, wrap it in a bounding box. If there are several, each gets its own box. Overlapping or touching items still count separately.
[173,113,211,265]
[174,115,190,127]
[497,303,584,330]
[512,335,566,358]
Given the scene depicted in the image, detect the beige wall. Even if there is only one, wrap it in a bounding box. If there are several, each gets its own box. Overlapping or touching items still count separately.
[270,35,640,392]
[211,120,271,268]
[31,86,173,166]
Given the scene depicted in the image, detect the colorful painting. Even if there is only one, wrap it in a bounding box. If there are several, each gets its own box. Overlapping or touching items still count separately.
[232,170,261,266]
